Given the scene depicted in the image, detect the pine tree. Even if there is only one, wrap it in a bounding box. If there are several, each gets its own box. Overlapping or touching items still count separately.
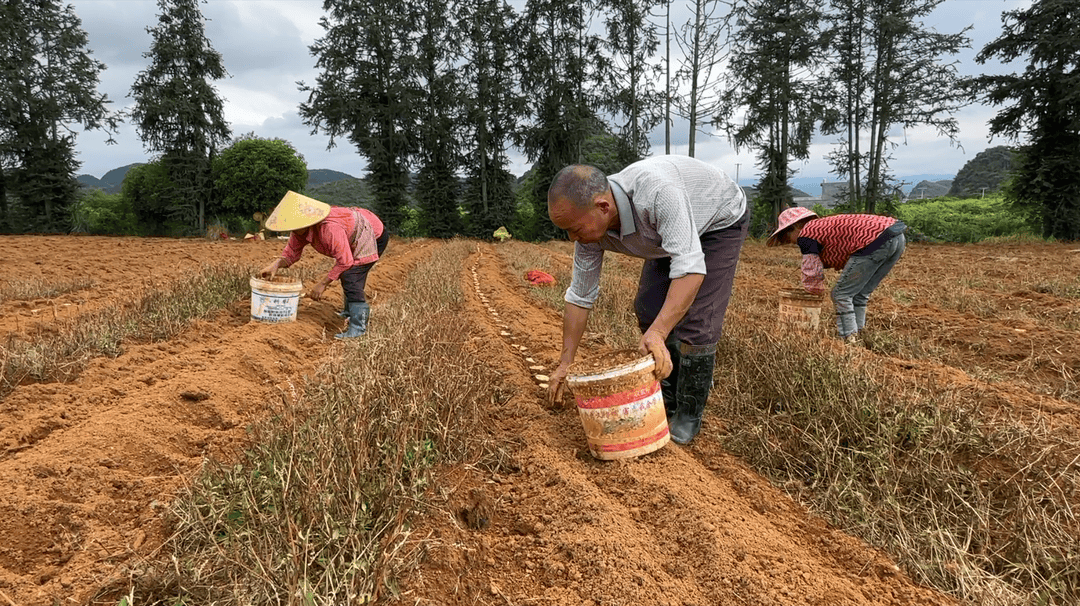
[300,0,423,233]
[597,0,665,165]
[458,0,523,239]
[0,0,118,231]
[517,0,601,240]
[719,0,830,225]
[415,0,462,238]
[129,0,231,232]
[974,0,1080,240]
[821,0,970,214]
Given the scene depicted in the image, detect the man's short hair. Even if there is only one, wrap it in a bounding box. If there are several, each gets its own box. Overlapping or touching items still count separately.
[548,164,609,210]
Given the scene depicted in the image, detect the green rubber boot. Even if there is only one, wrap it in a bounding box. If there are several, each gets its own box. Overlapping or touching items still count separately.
[668,343,716,445]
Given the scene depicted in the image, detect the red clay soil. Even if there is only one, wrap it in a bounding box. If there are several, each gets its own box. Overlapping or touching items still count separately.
[1,235,1077,605]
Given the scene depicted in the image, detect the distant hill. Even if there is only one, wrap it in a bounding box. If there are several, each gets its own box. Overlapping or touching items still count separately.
[308,168,358,187]
[908,180,953,200]
[948,146,1017,197]
[77,165,358,195]
[740,185,811,199]
[306,177,373,208]
[786,175,954,197]
[76,163,145,194]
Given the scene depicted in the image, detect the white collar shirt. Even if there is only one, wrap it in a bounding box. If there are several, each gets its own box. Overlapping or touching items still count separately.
[565,155,746,309]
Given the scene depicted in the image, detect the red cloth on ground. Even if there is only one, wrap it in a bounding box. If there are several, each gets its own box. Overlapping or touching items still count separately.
[525,270,556,286]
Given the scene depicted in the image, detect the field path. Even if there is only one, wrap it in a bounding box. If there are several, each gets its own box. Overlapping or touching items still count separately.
[405,240,955,606]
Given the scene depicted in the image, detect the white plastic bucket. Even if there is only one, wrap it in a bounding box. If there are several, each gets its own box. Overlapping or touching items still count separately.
[250,276,303,323]
[567,350,670,460]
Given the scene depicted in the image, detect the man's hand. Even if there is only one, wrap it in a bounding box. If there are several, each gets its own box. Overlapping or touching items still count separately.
[639,330,673,380]
[639,273,700,380]
[258,259,281,278]
[549,303,590,407]
[547,362,572,406]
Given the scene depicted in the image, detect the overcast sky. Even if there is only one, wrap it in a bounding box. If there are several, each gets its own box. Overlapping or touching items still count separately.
[67,0,1031,191]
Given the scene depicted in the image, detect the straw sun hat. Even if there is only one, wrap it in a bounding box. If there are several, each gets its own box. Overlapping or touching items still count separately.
[264,191,331,232]
[766,207,818,247]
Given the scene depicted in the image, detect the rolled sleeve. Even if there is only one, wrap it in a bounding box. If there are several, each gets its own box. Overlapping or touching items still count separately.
[801,254,826,294]
[565,242,604,309]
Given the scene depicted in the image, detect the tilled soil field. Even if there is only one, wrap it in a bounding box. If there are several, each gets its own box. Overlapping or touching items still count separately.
[1,235,1077,605]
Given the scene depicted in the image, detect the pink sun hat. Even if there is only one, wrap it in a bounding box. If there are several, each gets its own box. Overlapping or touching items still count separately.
[766,207,818,247]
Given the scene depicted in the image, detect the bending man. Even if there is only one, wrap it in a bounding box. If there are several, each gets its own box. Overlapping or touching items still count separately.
[547,156,749,445]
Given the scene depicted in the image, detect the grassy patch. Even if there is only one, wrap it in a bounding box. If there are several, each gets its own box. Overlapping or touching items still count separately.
[1030,279,1080,300]
[495,242,642,350]
[494,240,569,311]
[0,264,273,399]
[0,276,95,304]
[712,324,1080,606]
[106,241,508,605]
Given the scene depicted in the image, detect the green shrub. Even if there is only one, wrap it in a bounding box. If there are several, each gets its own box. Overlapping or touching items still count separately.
[122,161,187,236]
[896,194,1038,243]
[212,136,308,219]
[69,190,139,235]
[219,214,260,237]
[507,172,544,242]
[396,205,423,237]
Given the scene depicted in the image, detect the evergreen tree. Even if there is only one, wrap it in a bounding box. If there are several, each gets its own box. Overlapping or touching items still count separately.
[821,0,970,213]
[719,0,830,225]
[0,0,118,231]
[974,0,1080,240]
[597,0,665,165]
[129,0,231,232]
[415,0,462,238]
[517,0,601,240]
[300,0,422,233]
[458,0,523,239]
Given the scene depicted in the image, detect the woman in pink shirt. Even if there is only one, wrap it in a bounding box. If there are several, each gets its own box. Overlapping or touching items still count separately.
[259,191,387,338]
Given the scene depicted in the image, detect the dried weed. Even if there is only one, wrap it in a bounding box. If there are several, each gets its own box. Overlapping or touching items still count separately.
[713,322,1080,606]
[110,241,506,606]
[0,264,255,400]
[0,275,94,304]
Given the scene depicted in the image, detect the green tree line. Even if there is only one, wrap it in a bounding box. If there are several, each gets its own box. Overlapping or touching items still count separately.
[2,0,1077,240]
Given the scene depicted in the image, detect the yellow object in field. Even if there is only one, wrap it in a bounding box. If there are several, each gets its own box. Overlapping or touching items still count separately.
[494,226,512,242]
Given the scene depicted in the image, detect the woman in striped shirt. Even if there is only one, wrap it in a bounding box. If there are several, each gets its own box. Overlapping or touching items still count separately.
[767,207,906,341]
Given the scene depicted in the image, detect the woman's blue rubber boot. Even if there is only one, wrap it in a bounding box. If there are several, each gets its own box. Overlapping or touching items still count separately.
[335,302,369,339]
